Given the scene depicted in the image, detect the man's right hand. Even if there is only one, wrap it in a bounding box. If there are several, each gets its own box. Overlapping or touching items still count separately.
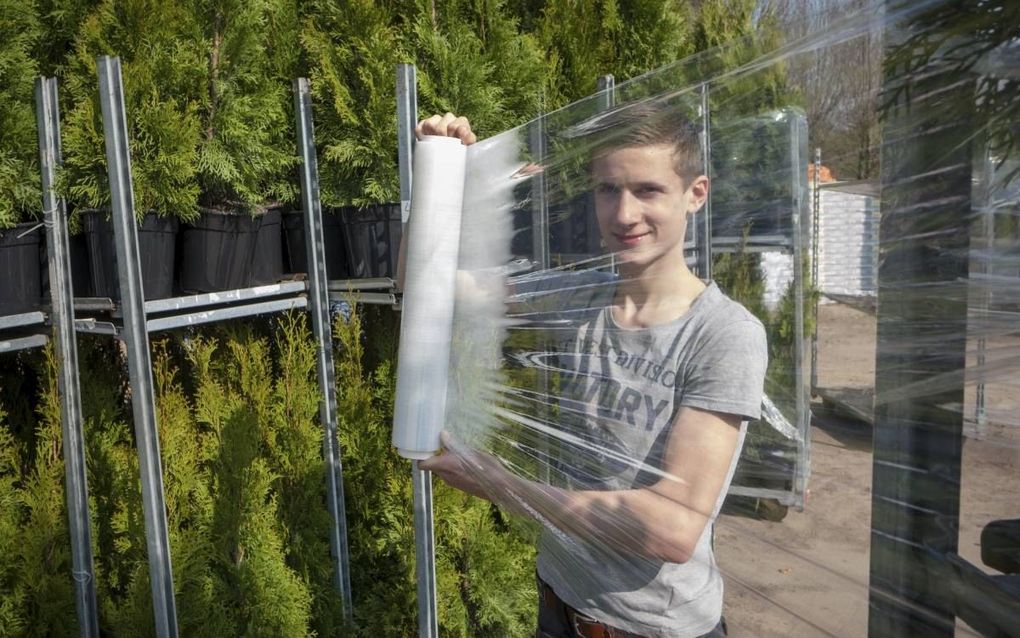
[415,112,477,145]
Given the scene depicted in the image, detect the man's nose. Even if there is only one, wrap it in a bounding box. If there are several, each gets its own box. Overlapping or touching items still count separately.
[612,190,641,226]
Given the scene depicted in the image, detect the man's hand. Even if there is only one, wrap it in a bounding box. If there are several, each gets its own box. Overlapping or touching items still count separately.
[419,431,504,501]
[415,112,477,145]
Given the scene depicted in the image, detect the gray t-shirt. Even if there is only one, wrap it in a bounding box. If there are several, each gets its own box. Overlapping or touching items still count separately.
[515,272,767,637]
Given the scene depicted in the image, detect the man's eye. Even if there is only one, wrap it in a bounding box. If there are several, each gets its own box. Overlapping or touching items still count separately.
[596,184,619,195]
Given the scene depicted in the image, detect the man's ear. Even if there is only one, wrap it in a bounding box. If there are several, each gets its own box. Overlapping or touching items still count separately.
[686,175,710,214]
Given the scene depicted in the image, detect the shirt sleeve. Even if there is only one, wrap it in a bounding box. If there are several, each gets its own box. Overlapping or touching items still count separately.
[679,318,768,421]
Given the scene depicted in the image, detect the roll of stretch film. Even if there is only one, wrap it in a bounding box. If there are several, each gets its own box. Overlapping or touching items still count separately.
[392,135,468,459]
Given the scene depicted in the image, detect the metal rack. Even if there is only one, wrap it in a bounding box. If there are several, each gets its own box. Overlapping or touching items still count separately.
[43,57,358,638]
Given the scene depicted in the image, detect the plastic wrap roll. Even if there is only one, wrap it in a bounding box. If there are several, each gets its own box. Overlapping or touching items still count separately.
[392,135,468,459]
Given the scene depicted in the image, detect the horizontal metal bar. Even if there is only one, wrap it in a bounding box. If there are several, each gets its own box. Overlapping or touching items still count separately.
[727,485,800,506]
[143,281,308,315]
[146,297,308,332]
[0,334,49,353]
[327,291,397,306]
[73,298,116,313]
[327,277,396,292]
[0,311,47,331]
[712,245,794,255]
[74,319,120,336]
[711,234,792,246]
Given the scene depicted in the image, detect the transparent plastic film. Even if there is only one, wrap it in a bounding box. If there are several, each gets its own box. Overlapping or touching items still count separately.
[398,0,1020,635]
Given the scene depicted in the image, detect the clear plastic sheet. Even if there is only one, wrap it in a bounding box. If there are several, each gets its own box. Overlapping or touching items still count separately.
[399,0,1020,634]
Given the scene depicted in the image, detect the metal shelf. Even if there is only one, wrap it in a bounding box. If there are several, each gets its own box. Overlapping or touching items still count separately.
[0,311,49,354]
[73,281,313,334]
[328,277,398,306]
[0,332,49,353]
[0,310,47,331]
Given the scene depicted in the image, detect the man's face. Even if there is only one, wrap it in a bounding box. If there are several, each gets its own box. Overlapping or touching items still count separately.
[591,144,707,276]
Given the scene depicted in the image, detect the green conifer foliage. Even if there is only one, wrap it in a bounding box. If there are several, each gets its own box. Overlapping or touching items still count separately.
[177,329,313,635]
[0,349,80,637]
[335,304,536,637]
[68,324,337,637]
[60,0,202,221]
[534,0,693,104]
[186,0,299,211]
[402,0,548,138]
[0,403,27,635]
[0,0,42,229]
[34,0,102,77]
[304,0,549,205]
[265,313,346,636]
[302,0,404,206]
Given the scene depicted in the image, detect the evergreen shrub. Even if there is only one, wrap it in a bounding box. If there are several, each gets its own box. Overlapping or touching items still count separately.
[0,0,42,229]
[335,303,537,637]
[60,0,202,223]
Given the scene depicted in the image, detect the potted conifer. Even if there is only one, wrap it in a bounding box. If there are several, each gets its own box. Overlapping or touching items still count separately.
[298,0,550,281]
[61,0,201,301]
[293,0,405,279]
[175,0,298,293]
[0,0,44,315]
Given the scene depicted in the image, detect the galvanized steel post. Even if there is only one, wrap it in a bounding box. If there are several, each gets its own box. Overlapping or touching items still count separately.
[35,75,100,638]
[293,77,354,620]
[96,55,178,638]
[698,84,713,281]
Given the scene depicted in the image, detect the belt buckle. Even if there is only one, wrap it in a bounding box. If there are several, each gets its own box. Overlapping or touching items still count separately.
[571,609,603,638]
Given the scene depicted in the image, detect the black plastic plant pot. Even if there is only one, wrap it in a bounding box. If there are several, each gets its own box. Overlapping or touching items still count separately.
[341,203,402,279]
[251,206,284,286]
[178,208,260,294]
[68,232,91,297]
[82,210,178,301]
[40,231,91,303]
[282,210,349,279]
[0,223,43,315]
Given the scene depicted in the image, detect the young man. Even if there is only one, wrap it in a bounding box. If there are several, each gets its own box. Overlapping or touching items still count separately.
[414,106,767,638]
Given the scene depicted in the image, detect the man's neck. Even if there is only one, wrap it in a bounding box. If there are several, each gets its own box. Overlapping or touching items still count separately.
[613,262,707,328]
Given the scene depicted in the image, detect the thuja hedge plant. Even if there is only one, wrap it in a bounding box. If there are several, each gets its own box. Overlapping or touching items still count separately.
[0,308,536,636]
[335,304,536,637]
[60,0,301,294]
[0,0,42,231]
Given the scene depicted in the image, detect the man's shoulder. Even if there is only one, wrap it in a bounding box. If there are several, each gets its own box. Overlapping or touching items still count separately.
[698,283,766,335]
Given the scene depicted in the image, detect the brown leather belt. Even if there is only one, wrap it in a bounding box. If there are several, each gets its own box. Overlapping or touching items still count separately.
[539,580,647,638]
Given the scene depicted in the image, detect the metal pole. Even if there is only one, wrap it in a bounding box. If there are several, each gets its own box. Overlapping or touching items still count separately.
[396,63,438,638]
[293,77,353,620]
[698,84,713,280]
[529,100,552,482]
[790,113,810,508]
[35,76,100,638]
[596,75,616,272]
[96,55,178,638]
[811,147,821,395]
[596,74,615,111]
[529,112,549,270]
[973,149,991,432]
[397,65,417,227]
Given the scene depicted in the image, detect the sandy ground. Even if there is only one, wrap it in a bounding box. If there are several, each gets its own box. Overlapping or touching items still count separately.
[715,302,1020,637]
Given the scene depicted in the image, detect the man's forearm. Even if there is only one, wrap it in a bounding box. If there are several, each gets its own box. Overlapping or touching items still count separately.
[493,469,709,564]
